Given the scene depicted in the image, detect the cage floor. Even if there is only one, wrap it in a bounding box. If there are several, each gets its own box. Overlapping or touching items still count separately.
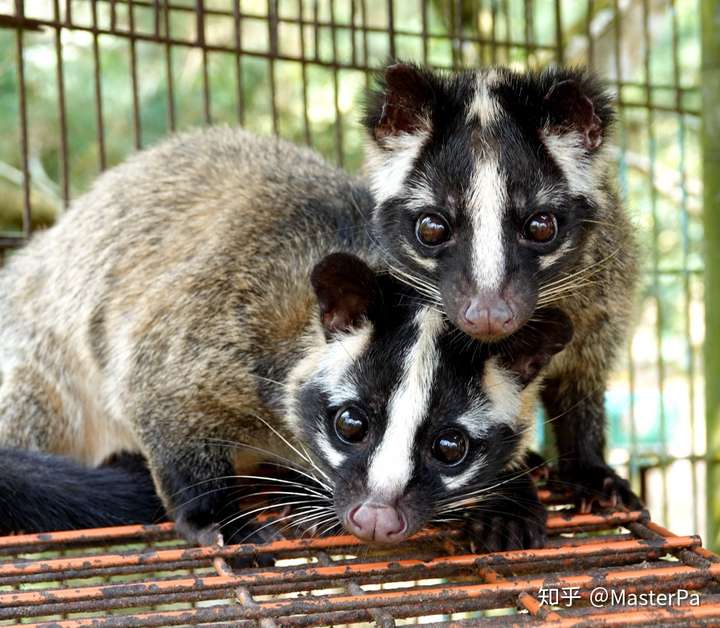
[1,490,719,626]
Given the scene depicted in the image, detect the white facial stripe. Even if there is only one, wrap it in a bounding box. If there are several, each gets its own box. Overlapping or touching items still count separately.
[442,454,487,491]
[403,177,436,211]
[542,130,595,197]
[284,323,372,430]
[535,184,563,208]
[466,70,501,127]
[441,362,525,492]
[455,401,491,439]
[316,430,345,468]
[365,130,430,206]
[538,240,574,271]
[326,380,360,407]
[401,241,438,272]
[316,324,372,393]
[482,358,522,427]
[367,307,444,500]
[468,158,507,291]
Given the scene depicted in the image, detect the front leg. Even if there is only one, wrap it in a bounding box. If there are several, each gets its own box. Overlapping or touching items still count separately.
[136,409,282,550]
[465,471,546,552]
[150,442,242,546]
[542,376,642,512]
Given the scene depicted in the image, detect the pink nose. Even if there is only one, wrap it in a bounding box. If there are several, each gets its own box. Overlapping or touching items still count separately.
[346,502,407,543]
[462,297,516,338]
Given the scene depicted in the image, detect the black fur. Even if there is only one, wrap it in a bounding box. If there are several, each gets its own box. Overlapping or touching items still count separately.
[298,263,573,542]
[0,449,166,533]
[365,64,607,334]
[464,471,547,552]
[363,62,638,512]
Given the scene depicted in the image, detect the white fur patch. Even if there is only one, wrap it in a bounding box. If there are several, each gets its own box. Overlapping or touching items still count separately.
[482,358,522,427]
[455,400,492,439]
[284,323,372,430]
[442,454,488,491]
[313,325,371,393]
[401,242,438,272]
[438,360,525,491]
[466,70,501,127]
[316,430,346,468]
[365,131,429,206]
[538,240,574,270]
[403,177,436,211]
[542,130,594,197]
[366,307,444,500]
[467,158,507,291]
[534,184,563,208]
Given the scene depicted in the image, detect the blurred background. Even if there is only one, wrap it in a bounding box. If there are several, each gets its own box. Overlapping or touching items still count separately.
[0,0,716,544]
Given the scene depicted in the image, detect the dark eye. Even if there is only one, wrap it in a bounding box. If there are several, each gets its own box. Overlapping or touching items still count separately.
[416,213,450,246]
[522,212,557,243]
[334,407,368,444]
[431,429,469,466]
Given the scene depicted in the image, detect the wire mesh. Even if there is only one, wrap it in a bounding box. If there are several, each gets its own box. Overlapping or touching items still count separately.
[0,0,706,540]
[0,492,718,626]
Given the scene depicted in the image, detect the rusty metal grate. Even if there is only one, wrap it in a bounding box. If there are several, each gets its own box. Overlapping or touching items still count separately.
[1,491,720,626]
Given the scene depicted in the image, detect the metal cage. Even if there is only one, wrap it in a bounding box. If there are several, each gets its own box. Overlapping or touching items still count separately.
[2,493,720,625]
[0,0,710,540]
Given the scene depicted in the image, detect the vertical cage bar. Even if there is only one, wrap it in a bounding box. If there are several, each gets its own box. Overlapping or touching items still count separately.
[474,0,484,64]
[328,0,343,165]
[421,0,428,65]
[14,0,31,237]
[197,0,211,124]
[312,0,320,61]
[232,0,244,126]
[153,0,161,37]
[642,0,669,526]
[387,0,396,59]
[267,0,279,135]
[91,0,106,172]
[586,0,594,69]
[360,0,369,89]
[163,0,176,132]
[128,0,142,149]
[453,0,463,68]
[671,0,699,537]
[502,0,511,64]
[523,0,533,64]
[553,0,563,64]
[53,0,69,207]
[298,0,311,145]
[490,0,498,65]
[703,0,720,551]
[350,0,357,67]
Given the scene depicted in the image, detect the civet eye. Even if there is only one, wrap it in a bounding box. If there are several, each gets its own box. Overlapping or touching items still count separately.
[334,407,369,444]
[522,212,557,244]
[431,429,469,466]
[416,213,450,246]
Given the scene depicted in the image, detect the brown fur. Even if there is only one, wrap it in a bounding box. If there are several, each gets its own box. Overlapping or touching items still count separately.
[0,127,374,535]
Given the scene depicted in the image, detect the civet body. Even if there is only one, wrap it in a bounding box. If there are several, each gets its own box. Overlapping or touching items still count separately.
[0,128,571,547]
[363,64,639,508]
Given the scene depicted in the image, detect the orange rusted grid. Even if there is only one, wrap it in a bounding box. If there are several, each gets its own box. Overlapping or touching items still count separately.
[1,496,720,627]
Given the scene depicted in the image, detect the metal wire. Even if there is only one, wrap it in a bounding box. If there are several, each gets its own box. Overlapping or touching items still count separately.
[0,492,718,626]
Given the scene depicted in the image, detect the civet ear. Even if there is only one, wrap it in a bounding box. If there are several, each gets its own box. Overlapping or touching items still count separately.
[364,62,435,141]
[310,253,379,335]
[543,79,607,151]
